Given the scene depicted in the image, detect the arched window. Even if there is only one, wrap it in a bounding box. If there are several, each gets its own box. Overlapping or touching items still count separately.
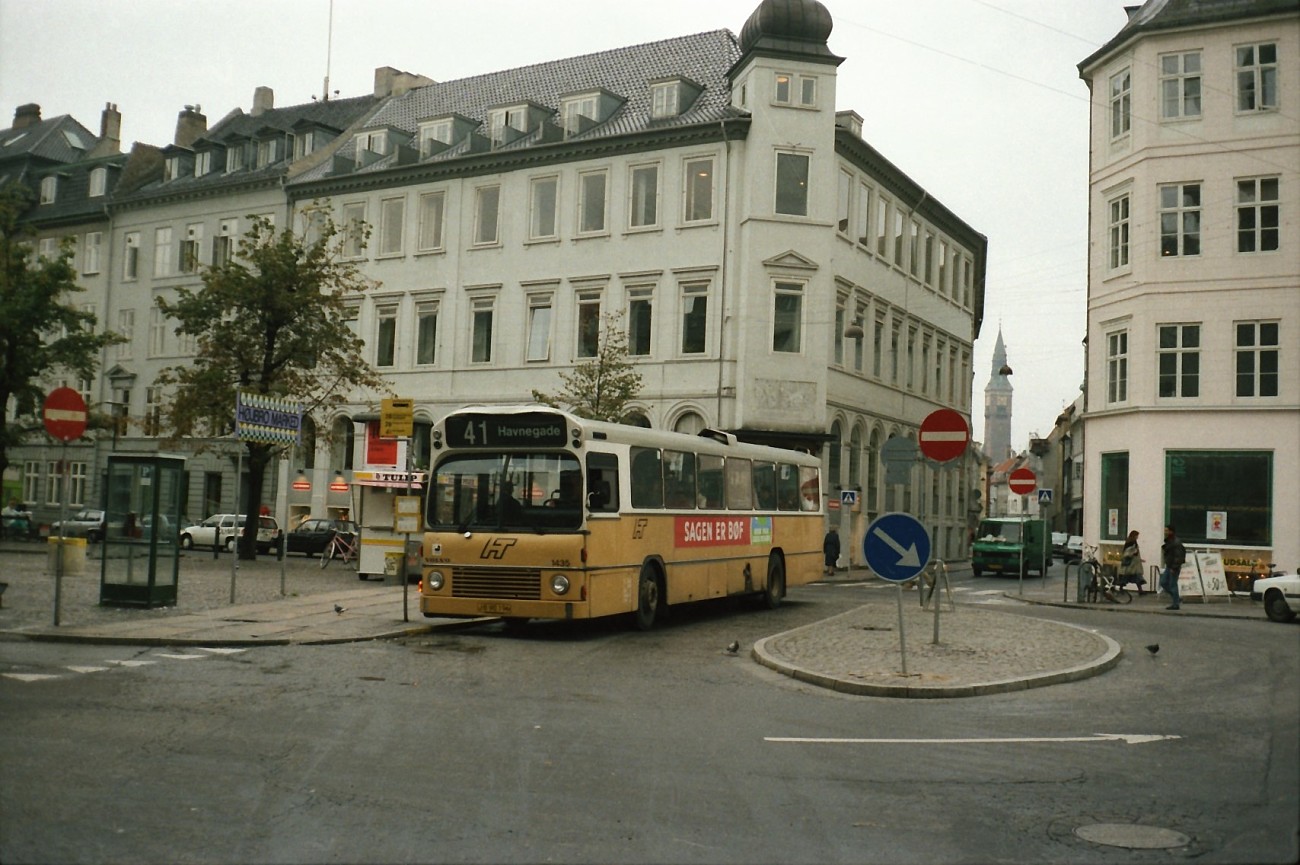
[300,416,318,470]
[330,417,354,471]
[673,411,705,435]
[623,411,651,428]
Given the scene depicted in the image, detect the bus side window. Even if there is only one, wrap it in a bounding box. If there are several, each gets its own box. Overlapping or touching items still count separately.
[726,458,753,510]
[799,465,821,511]
[630,447,664,509]
[697,454,724,508]
[752,461,776,510]
[776,463,800,510]
[663,450,697,509]
[586,452,620,513]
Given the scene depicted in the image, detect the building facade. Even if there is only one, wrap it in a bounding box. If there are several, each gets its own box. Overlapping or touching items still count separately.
[5,0,987,561]
[1079,0,1300,575]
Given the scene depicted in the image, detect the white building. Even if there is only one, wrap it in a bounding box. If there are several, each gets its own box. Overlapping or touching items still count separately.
[1078,0,1300,579]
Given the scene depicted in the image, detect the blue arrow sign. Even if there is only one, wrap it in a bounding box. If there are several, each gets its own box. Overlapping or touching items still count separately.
[862,512,932,583]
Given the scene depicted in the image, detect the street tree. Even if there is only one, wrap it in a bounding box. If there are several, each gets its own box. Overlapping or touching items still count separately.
[0,183,122,486]
[155,210,389,559]
[532,311,642,422]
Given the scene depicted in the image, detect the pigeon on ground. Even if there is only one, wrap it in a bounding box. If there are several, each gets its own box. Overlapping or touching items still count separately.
[725,640,740,655]
[1146,643,1159,655]
[334,604,346,614]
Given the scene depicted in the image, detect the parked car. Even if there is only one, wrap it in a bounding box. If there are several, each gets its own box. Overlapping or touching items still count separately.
[286,518,358,556]
[49,508,106,542]
[1052,532,1069,561]
[179,514,281,554]
[1250,571,1299,623]
[1065,535,1084,561]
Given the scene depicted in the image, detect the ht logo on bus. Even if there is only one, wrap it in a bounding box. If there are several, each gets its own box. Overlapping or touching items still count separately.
[480,538,518,559]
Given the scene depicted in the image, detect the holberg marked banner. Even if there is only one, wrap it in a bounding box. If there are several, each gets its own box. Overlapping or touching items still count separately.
[235,392,301,444]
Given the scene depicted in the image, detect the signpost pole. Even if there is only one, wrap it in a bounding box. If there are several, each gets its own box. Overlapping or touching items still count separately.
[230,444,241,604]
[896,584,909,676]
[43,388,88,627]
[53,443,69,627]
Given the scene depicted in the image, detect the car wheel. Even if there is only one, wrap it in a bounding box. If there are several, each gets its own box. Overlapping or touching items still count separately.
[225,536,236,552]
[180,534,193,549]
[1263,590,1296,623]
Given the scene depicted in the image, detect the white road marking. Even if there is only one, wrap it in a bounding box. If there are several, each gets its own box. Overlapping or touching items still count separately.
[104,659,155,667]
[66,666,110,674]
[195,647,246,655]
[155,653,207,660]
[766,733,1181,745]
[3,673,61,682]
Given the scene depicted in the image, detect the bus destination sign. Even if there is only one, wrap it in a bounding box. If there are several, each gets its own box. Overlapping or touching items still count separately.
[445,412,570,449]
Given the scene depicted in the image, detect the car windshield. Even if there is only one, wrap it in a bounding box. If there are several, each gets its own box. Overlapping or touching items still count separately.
[430,452,583,532]
[978,521,1021,542]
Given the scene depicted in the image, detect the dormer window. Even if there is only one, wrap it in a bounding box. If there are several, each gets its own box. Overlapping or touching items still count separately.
[293,130,316,160]
[256,139,276,169]
[488,106,528,147]
[650,78,701,120]
[225,145,244,173]
[562,96,598,137]
[89,167,107,197]
[194,151,211,177]
[418,119,453,155]
[354,130,388,166]
[164,156,181,181]
[39,175,57,203]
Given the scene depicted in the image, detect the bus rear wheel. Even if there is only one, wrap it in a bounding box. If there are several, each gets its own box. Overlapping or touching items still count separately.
[633,563,662,631]
[762,555,785,609]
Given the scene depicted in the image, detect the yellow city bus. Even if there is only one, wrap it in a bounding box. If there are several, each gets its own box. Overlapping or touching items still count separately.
[419,405,823,629]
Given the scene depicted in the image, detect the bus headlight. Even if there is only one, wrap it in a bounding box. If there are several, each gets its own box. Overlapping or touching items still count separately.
[427,570,445,591]
[550,574,571,596]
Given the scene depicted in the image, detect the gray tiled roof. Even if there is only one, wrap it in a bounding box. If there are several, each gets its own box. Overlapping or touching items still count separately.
[302,28,744,181]
[0,115,99,176]
[1080,0,1299,71]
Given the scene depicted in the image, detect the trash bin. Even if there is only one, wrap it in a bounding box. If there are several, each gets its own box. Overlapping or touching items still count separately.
[47,536,87,577]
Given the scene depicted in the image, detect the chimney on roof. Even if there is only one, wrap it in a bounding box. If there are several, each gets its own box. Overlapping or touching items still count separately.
[100,103,121,152]
[174,104,206,148]
[252,86,274,117]
[12,103,41,129]
[374,66,434,99]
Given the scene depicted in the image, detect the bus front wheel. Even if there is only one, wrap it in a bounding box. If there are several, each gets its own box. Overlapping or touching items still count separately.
[634,563,662,631]
[762,555,786,609]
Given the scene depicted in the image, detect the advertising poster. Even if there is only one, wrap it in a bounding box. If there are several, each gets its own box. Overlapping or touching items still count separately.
[1206,510,1227,541]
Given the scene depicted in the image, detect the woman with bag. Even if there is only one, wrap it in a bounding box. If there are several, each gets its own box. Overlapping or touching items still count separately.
[1117,529,1147,594]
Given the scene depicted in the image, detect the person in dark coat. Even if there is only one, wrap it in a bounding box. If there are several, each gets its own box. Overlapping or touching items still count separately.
[1161,524,1186,610]
[823,527,841,576]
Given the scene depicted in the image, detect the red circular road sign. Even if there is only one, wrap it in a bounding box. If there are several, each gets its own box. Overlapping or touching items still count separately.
[918,408,970,462]
[1009,467,1037,495]
[43,387,88,442]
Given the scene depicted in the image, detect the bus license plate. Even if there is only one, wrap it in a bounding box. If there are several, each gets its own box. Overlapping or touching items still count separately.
[478,602,513,614]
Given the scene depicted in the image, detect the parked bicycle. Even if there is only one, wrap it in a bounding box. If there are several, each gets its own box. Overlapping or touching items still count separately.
[320,528,358,569]
[1081,543,1132,604]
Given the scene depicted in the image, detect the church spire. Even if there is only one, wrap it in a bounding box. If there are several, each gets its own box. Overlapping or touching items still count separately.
[983,327,1013,461]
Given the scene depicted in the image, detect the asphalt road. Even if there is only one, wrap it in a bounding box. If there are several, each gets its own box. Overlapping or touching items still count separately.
[2,580,1297,864]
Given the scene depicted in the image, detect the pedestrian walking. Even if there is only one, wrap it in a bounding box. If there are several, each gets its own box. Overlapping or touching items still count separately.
[823,527,840,576]
[1117,529,1146,593]
[1160,524,1185,610]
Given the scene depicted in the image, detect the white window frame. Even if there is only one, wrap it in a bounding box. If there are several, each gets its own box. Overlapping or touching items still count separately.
[1109,67,1131,139]
[488,107,527,147]
[180,222,203,273]
[225,145,244,173]
[375,303,398,368]
[472,185,501,246]
[294,130,316,160]
[576,292,603,358]
[526,295,553,362]
[153,226,173,277]
[1159,51,1202,119]
[88,167,107,197]
[1235,320,1279,398]
[529,175,559,240]
[123,232,140,280]
[651,83,679,119]
[415,299,439,366]
[1235,42,1278,112]
[627,286,654,357]
[1108,193,1131,270]
[379,196,405,257]
[774,150,810,217]
[83,231,102,274]
[23,460,40,504]
[680,281,709,355]
[255,138,275,169]
[143,387,163,437]
[562,95,598,137]
[45,461,63,506]
[149,307,167,357]
[39,176,56,204]
[683,156,714,223]
[1159,182,1201,257]
[418,120,452,154]
[341,202,367,259]
[628,163,660,229]
[1106,329,1128,404]
[470,296,495,364]
[213,218,237,266]
[772,280,804,354]
[417,191,445,252]
[1157,323,1200,399]
[578,170,608,236]
[1236,176,1279,254]
[116,308,135,360]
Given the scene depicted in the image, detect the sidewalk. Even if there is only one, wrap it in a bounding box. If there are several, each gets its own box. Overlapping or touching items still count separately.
[1,544,1268,697]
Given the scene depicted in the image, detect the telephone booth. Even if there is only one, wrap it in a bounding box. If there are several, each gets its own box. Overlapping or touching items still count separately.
[99,453,185,607]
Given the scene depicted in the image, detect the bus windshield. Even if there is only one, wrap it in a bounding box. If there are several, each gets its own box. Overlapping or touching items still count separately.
[430,452,584,532]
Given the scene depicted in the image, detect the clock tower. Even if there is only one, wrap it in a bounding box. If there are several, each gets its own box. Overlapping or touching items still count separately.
[983,327,1013,462]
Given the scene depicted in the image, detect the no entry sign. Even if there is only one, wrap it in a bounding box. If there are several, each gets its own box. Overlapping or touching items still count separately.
[918,409,970,462]
[1009,467,1037,495]
[43,387,88,442]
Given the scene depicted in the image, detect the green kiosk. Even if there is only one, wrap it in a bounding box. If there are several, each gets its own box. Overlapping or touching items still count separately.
[99,453,185,607]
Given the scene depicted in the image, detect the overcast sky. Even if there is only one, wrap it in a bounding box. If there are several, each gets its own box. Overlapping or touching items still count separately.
[0,0,1131,449]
